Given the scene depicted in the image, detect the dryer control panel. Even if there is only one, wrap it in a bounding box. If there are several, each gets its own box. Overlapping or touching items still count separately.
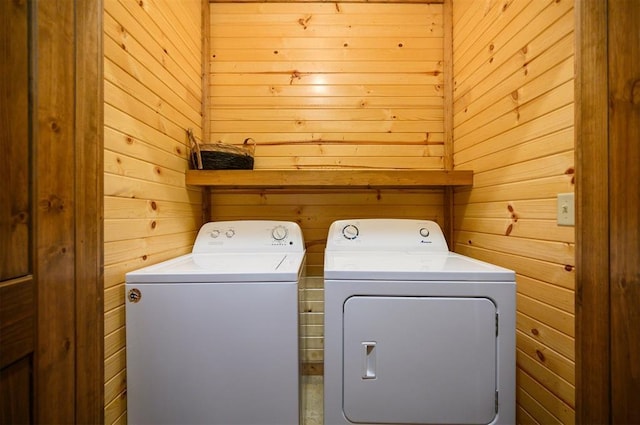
[326,219,448,252]
[193,220,305,253]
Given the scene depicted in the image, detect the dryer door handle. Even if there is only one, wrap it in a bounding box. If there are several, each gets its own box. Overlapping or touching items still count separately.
[362,342,377,379]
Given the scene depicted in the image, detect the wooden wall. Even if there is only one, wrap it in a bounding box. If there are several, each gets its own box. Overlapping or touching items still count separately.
[207,2,446,365]
[451,0,575,423]
[208,2,445,168]
[103,0,203,422]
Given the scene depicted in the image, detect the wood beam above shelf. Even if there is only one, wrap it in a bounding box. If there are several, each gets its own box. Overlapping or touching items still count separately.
[185,169,473,189]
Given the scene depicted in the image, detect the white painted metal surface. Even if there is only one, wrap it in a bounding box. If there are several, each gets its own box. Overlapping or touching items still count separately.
[125,221,305,425]
[323,219,516,425]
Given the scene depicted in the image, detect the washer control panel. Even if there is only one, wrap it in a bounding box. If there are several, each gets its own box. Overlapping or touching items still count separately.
[193,220,304,253]
[327,219,448,252]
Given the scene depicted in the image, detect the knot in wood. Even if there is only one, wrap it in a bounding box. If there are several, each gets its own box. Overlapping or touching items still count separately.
[50,120,61,133]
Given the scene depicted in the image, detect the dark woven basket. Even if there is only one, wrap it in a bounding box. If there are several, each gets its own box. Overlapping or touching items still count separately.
[196,144,255,170]
[187,129,255,170]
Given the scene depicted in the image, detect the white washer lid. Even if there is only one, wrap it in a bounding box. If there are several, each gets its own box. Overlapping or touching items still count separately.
[324,251,514,281]
[126,252,305,283]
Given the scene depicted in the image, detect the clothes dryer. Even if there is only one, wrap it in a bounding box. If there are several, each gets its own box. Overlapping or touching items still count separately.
[324,219,515,425]
[125,220,305,425]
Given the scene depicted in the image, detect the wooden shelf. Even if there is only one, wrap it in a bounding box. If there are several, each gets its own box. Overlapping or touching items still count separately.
[185,169,473,189]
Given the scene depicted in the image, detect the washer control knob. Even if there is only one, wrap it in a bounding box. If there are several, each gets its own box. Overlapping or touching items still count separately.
[271,225,288,241]
[210,229,220,238]
[419,227,430,238]
[342,224,359,240]
[225,229,235,238]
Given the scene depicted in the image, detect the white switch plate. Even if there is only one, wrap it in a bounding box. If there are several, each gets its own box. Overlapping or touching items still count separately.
[557,193,575,226]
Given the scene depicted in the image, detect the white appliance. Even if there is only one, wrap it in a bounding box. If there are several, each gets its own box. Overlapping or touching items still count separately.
[323,219,515,425]
[125,220,305,425]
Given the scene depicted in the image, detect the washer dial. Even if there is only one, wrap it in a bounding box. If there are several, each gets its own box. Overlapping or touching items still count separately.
[271,225,288,241]
[419,227,430,238]
[342,224,359,240]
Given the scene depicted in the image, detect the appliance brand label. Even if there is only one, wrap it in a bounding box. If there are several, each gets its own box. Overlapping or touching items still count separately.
[128,288,142,303]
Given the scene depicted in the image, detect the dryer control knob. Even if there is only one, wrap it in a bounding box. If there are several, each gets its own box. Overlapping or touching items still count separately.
[419,227,430,237]
[225,229,235,238]
[271,225,288,241]
[342,224,359,240]
[210,229,220,238]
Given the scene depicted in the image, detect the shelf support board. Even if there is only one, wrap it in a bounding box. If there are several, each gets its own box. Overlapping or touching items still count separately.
[186,169,473,189]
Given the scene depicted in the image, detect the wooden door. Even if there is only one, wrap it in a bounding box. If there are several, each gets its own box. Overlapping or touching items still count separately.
[1,0,34,422]
[1,0,104,423]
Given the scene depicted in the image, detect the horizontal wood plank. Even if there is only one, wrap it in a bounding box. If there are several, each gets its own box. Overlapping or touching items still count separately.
[518,331,575,385]
[104,232,195,266]
[517,368,575,424]
[517,312,574,363]
[104,348,126,384]
[187,169,472,188]
[517,348,575,407]
[518,293,575,339]
[453,244,574,291]
[210,189,444,205]
[455,229,573,267]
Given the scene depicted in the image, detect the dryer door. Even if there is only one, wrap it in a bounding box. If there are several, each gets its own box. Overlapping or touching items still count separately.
[343,296,497,424]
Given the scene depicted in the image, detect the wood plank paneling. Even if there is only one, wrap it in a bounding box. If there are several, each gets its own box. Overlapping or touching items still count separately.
[208,3,444,169]
[103,0,203,422]
[452,0,575,423]
[211,0,445,3]
[518,367,575,424]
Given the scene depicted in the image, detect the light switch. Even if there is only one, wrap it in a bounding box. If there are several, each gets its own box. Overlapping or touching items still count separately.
[557,193,575,226]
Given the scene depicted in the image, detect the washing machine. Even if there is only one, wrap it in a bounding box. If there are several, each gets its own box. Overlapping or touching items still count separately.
[323,219,515,425]
[125,220,305,425]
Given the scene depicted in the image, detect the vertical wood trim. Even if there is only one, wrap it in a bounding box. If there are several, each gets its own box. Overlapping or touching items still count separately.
[202,0,210,142]
[202,187,212,223]
[74,0,104,422]
[33,0,76,421]
[201,0,211,222]
[443,0,454,244]
[575,0,610,423]
[443,186,453,247]
[608,1,640,423]
[443,0,453,171]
